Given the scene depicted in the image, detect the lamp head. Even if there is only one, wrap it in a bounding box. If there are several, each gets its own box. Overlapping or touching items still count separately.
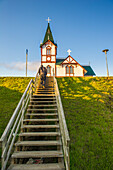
[102,49,109,53]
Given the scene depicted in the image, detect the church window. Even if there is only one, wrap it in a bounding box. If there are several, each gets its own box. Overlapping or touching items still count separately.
[66,65,74,75]
[66,66,69,74]
[70,66,74,74]
[47,65,51,74]
[47,46,51,55]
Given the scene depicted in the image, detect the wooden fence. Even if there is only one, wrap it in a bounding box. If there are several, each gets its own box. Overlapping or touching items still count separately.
[0,76,39,170]
[54,77,70,170]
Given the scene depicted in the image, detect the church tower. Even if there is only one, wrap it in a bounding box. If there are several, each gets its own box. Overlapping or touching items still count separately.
[40,18,57,76]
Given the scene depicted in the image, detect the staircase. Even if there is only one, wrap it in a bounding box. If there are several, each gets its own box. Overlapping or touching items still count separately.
[8,77,65,170]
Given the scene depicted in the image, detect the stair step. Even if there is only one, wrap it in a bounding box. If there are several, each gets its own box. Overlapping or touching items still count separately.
[8,163,65,170]
[28,105,57,107]
[30,101,56,103]
[11,151,63,158]
[15,141,61,146]
[26,113,58,116]
[23,119,59,122]
[27,109,57,111]
[37,88,54,90]
[31,98,56,100]
[33,94,55,96]
[22,125,59,129]
[36,90,54,92]
[19,132,60,137]
[35,92,55,93]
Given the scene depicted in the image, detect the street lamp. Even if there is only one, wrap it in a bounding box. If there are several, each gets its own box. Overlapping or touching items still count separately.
[102,49,109,77]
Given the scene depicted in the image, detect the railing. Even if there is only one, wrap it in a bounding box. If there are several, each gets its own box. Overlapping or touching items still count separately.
[0,75,39,170]
[54,77,70,170]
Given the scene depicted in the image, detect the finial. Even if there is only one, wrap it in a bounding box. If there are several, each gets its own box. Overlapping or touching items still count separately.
[46,17,51,23]
[67,49,71,56]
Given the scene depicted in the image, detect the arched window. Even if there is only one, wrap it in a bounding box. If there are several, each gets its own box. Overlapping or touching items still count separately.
[66,65,74,75]
[70,66,74,74]
[66,66,69,74]
[47,65,51,74]
[46,46,51,55]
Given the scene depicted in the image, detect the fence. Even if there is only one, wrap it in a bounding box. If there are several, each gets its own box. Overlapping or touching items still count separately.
[0,76,39,170]
[54,77,70,170]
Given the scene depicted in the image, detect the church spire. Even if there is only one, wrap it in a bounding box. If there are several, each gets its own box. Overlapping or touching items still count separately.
[43,23,54,44]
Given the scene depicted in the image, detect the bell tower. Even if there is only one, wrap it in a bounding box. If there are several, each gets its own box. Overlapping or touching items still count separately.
[40,18,57,76]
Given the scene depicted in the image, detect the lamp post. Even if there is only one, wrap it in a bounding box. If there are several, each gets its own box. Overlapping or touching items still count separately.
[26,49,28,77]
[102,49,109,77]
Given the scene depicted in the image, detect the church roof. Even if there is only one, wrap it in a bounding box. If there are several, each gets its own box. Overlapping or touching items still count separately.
[82,65,96,76]
[56,58,65,65]
[40,23,57,47]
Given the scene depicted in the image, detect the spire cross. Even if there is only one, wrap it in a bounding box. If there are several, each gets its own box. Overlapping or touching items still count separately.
[67,49,71,56]
[46,17,51,23]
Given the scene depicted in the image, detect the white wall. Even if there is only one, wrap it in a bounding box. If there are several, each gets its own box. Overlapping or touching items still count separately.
[43,63,55,76]
[42,43,56,56]
[56,64,84,77]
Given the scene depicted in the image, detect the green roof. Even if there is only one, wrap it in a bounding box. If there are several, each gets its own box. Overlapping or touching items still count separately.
[40,23,57,47]
[82,65,96,76]
[56,58,65,65]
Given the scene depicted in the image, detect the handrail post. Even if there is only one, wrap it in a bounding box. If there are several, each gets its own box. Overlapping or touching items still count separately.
[21,99,25,128]
[1,137,7,170]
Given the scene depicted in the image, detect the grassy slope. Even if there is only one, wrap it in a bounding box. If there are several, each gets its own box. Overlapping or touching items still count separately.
[0,77,33,167]
[57,77,113,170]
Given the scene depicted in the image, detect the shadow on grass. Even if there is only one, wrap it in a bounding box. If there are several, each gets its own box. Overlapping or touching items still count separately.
[57,77,113,170]
[0,86,23,168]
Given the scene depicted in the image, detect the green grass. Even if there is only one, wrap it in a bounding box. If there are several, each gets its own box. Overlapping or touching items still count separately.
[0,77,113,169]
[57,77,113,170]
[0,77,33,167]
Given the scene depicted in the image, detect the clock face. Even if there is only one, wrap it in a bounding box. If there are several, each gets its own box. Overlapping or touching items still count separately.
[47,57,50,61]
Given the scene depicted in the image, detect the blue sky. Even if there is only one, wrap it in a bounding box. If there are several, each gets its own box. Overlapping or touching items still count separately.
[0,0,113,76]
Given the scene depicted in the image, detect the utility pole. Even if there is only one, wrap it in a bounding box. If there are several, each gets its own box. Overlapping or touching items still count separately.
[26,49,28,77]
[102,49,109,77]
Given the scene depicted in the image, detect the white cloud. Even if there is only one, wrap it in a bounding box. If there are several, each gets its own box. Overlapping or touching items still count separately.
[0,61,41,72]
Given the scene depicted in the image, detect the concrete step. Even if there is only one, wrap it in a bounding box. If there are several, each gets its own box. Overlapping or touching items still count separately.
[11,151,63,159]
[23,119,59,122]
[15,141,61,147]
[22,125,59,129]
[8,163,65,170]
[19,132,60,137]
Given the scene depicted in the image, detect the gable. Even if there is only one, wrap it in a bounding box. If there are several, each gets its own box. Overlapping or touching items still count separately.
[60,56,87,72]
[62,56,77,64]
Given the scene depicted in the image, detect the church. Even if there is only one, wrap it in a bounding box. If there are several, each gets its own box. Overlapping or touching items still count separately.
[40,18,95,77]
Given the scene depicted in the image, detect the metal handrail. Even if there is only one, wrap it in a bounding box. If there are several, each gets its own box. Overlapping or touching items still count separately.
[54,77,70,170]
[0,76,39,170]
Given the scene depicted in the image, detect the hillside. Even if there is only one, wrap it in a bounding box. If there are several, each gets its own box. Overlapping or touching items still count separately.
[0,77,113,169]
[0,77,33,167]
[57,77,113,169]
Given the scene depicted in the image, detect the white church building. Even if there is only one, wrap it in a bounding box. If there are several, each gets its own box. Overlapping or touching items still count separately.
[40,18,95,77]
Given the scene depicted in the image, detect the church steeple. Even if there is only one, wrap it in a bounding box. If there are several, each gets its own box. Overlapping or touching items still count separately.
[43,23,54,44]
[40,18,57,77]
